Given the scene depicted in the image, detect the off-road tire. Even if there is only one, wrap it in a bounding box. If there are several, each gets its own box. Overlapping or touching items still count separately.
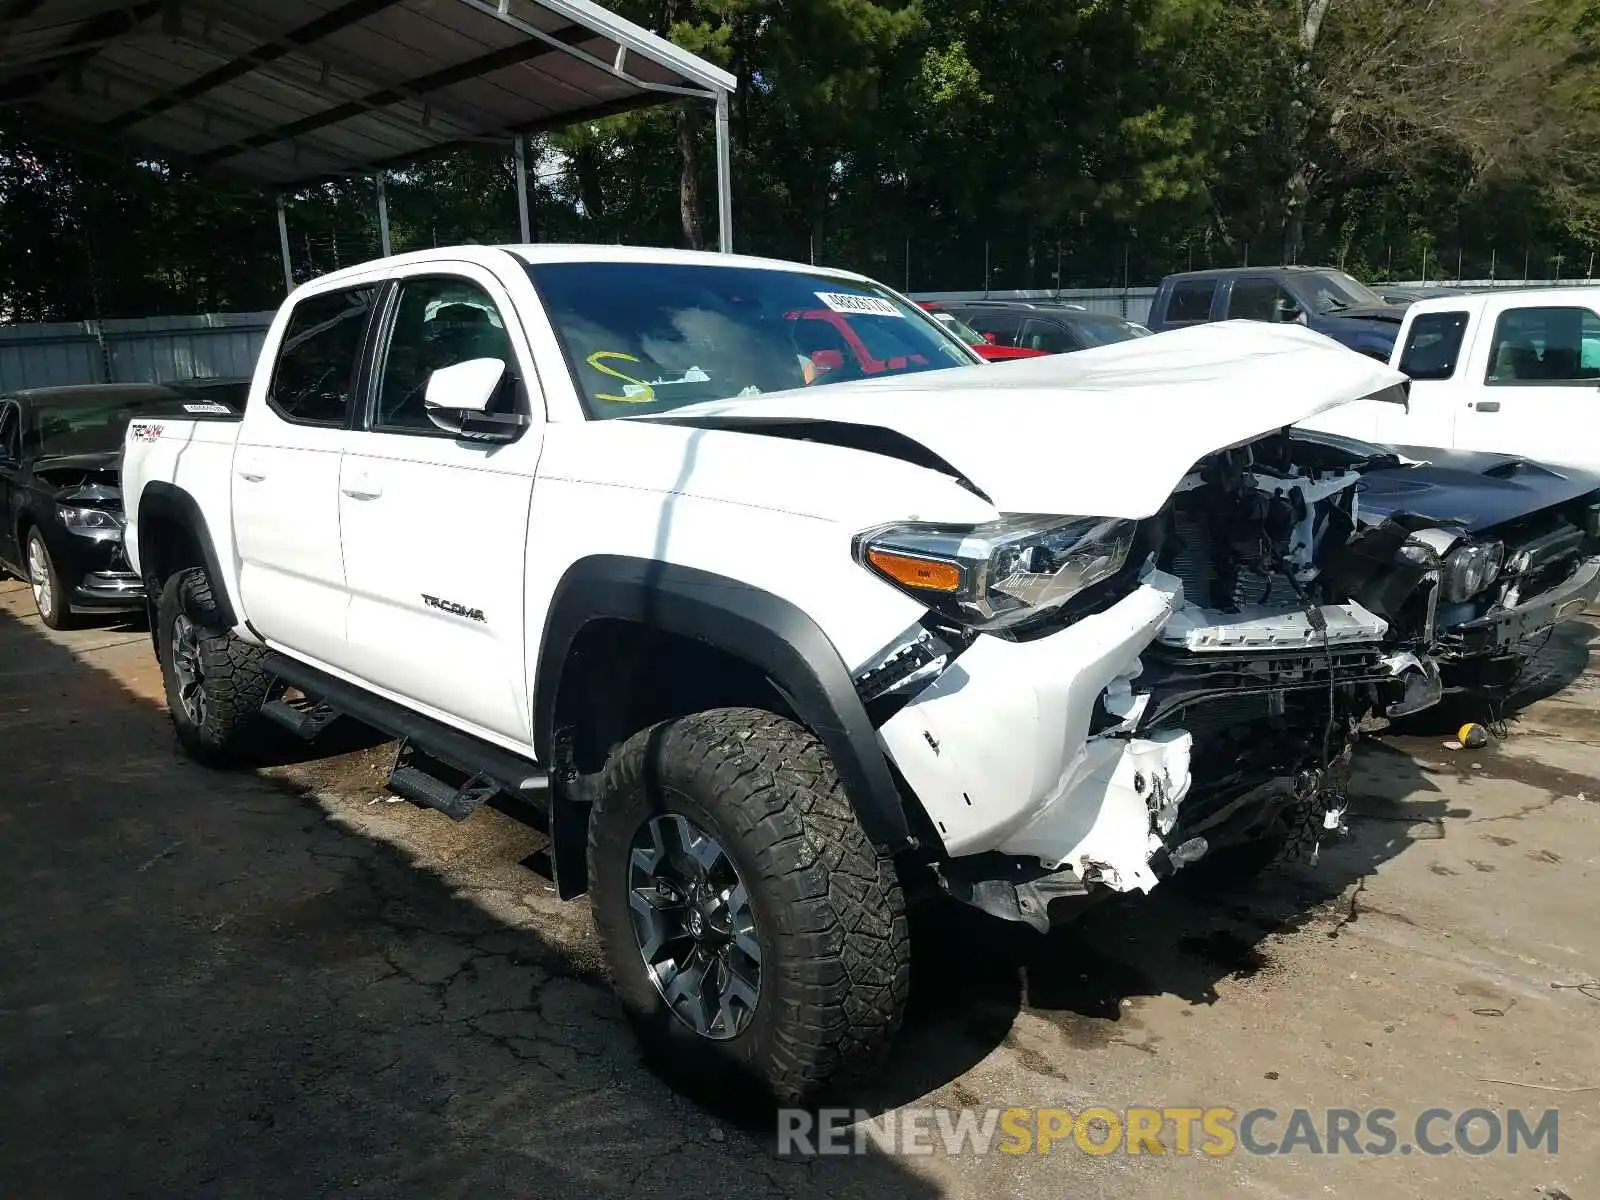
[26,527,76,630]
[158,568,273,767]
[587,707,911,1109]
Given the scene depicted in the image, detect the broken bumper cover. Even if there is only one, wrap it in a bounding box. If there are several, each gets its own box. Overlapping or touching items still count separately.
[1441,555,1600,659]
[878,570,1191,895]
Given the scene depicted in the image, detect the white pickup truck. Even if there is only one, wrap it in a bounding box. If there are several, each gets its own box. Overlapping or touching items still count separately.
[121,245,1443,1105]
[1306,286,1600,468]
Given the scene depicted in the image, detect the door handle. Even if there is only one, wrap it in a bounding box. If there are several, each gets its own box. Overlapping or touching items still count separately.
[237,469,267,482]
[341,475,382,500]
[1473,400,1501,412]
[235,451,267,482]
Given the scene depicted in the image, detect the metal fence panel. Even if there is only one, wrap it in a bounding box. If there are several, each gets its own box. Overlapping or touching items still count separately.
[0,312,275,391]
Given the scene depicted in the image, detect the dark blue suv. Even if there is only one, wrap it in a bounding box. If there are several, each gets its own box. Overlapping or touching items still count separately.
[1146,267,1405,360]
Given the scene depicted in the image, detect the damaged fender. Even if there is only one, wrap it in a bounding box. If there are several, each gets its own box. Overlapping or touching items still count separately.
[877,569,1190,890]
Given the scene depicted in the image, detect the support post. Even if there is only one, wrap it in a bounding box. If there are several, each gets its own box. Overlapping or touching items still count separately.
[276,194,294,293]
[513,134,531,243]
[714,90,732,254]
[375,173,391,257]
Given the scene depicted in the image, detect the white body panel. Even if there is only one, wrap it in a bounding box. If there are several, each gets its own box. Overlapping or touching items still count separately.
[1303,287,1600,468]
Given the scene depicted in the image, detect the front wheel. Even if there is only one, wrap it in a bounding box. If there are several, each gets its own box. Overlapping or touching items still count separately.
[587,708,911,1108]
[26,528,75,630]
[158,568,273,766]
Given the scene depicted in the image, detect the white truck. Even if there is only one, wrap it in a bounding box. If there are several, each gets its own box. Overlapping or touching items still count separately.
[1306,286,1600,468]
[120,245,1444,1105]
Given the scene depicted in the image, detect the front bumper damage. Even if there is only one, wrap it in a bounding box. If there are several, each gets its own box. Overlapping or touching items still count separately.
[875,570,1444,931]
[877,570,1193,916]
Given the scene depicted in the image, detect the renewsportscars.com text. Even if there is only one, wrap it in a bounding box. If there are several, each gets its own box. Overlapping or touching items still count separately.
[777,1106,1560,1158]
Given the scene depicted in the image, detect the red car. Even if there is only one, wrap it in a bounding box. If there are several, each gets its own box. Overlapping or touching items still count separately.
[917,302,1048,361]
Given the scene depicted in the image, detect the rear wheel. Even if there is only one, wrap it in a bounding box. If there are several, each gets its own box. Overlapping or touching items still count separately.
[158,568,273,766]
[587,707,911,1108]
[26,528,75,630]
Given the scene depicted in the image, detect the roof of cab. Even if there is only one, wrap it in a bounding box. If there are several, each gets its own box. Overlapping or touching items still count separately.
[1404,286,1600,316]
[295,244,877,295]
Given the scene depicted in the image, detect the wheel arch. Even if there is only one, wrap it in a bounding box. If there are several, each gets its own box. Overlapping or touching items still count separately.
[134,483,239,636]
[533,556,914,855]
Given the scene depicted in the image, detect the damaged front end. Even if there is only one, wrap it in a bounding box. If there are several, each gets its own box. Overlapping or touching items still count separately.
[861,429,1446,931]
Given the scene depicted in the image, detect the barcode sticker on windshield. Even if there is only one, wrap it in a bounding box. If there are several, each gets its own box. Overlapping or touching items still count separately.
[815,291,902,318]
[183,403,232,415]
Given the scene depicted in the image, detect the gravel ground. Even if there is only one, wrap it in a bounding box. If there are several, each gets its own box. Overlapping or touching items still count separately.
[1,576,1595,1199]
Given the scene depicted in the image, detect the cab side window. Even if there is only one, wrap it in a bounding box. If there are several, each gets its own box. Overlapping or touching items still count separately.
[1398,311,1469,381]
[372,277,516,433]
[1226,279,1292,322]
[268,286,378,426]
[1485,306,1600,385]
[1165,280,1217,325]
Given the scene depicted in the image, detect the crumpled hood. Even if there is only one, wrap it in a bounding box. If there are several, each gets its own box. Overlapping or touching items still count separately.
[1359,447,1600,532]
[645,321,1408,520]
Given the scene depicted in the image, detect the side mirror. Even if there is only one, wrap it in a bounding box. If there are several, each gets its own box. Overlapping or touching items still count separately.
[1274,297,1304,324]
[424,357,527,442]
[983,331,999,345]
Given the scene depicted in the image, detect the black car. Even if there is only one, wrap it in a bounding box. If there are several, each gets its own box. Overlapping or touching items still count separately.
[1294,430,1600,688]
[0,379,249,628]
[942,300,1152,354]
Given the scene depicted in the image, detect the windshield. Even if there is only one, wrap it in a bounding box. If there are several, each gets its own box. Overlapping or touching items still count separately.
[527,262,977,417]
[29,394,171,459]
[1070,314,1151,347]
[1307,270,1384,314]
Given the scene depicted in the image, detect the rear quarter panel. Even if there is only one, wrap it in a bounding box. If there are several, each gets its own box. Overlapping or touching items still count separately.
[122,416,244,625]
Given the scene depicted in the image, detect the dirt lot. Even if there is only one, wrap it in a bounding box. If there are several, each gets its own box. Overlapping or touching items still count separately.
[1,576,1596,1199]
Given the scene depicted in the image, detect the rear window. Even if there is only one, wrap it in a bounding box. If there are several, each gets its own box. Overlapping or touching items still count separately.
[1398,311,1468,381]
[527,261,974,417]
[1165,281,1216,325]
[268,286,378,427]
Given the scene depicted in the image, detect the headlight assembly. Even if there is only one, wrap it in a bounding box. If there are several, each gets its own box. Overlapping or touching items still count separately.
[57,504,123,533]
[855,514,1135,631]
[1400,530,1503,604]
[1443,539,1503,602]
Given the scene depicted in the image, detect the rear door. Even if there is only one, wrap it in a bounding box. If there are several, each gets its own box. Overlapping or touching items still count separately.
[1452,297,1600,466]
[232,279,379,667]
[337,263,545,747]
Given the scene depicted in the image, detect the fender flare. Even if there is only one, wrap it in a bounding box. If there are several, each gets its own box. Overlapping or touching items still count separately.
[135,482,239,629]
[533,555,913,851]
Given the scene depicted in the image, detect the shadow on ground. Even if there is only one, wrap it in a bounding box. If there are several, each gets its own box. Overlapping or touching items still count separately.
[0,605,940,1198]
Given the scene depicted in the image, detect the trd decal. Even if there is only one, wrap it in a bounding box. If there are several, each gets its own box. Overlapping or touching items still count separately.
[422,593,486,622]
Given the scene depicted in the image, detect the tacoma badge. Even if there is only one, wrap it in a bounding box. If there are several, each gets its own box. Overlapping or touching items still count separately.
[421,593,486,622]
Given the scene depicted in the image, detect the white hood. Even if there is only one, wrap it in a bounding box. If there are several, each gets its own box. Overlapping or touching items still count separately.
[647,321,1408,520]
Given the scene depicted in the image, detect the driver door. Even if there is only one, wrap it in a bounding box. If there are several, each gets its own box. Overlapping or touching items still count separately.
[337,263,546,748]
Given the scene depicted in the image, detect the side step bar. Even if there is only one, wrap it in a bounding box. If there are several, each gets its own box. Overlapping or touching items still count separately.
[261,651,550,822]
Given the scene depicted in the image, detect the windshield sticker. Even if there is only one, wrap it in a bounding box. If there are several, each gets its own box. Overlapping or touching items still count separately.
[182,403,233,415]
[586,352,716,404]
[130,423,163,442]
[586,351,656,404]
[815,291,902,319]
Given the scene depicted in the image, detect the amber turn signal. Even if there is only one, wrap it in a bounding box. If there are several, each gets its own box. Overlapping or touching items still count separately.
[866,548,963,593]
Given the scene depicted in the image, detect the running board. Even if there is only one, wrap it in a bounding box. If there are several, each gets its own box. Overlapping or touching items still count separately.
[260,695,341,740]
[388,741,508,822]
[262,651,549,806]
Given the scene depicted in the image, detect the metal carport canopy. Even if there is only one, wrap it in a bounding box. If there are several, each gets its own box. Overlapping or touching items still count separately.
[0,0,739,264]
